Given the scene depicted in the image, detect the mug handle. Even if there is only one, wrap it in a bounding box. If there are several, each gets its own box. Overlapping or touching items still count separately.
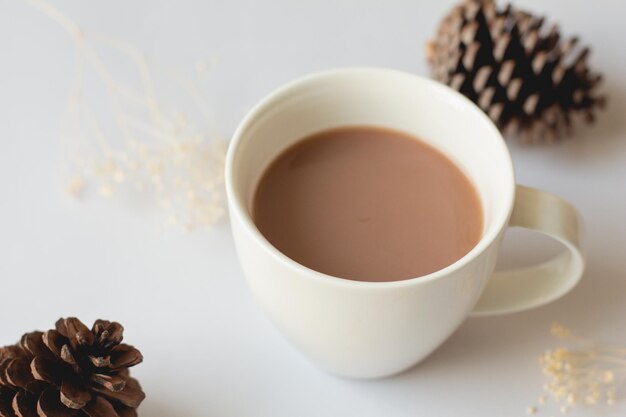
[470,185,585,317]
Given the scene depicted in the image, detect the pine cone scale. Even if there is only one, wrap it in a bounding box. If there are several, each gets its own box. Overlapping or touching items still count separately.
[5,359,34,391]
[82,396,119,417]
[59,346,78,368]
[56,319,95,352]
[108,347,141,370]
[0,388,17,417]
[30,357,63,386]
[12,391,37,417]
[42,332,65,360]
[19,333,47,359]
[92,322,123,350]
[91,375,125,393]
[92,378,144,409]
[37,388,77,417]
[59,377,91,409]
[87,357,110,369]
[1,362,13,388]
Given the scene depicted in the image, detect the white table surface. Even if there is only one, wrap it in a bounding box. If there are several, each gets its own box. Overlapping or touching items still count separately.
[2,1,625,416]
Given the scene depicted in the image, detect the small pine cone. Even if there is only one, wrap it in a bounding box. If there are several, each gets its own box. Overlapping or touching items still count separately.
[0,318,145,417]
[426,0,606,143]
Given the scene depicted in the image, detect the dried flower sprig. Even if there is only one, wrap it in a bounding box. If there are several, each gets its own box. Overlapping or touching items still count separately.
[533,322,626,414]
[25,0,227,231]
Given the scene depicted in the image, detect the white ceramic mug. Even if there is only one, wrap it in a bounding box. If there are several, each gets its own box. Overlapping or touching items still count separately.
[225,68,584,379]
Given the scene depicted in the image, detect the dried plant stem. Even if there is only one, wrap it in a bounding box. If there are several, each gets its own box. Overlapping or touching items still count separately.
[24,0,82,37]
[24,0,227,230]
[534,322,626,413]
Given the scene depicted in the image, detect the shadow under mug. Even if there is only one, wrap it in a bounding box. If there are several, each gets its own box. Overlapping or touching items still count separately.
[225,68,584,379]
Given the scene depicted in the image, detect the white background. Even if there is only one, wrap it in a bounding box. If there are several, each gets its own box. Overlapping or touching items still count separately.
[1,1,625,416]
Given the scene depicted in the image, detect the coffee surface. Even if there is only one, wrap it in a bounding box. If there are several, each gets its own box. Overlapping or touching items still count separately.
[253,126,483,282]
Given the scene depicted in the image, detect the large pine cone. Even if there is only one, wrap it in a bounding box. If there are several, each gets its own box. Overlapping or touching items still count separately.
[427,0,605,143]
[0,318,145,417]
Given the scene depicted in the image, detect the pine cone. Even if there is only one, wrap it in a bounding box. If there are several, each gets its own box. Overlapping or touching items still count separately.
[426,0,605,143]
[0,318,145,417]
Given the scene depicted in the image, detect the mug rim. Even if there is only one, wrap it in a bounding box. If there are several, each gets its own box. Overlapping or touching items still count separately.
[225,67,516,289]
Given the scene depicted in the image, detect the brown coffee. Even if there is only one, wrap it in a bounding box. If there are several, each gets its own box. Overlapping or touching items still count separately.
[252,126,483,282]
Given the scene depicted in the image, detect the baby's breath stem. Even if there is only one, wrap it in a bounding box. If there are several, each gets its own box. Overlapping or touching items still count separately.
[22,0,227,229]
[539,322,626,412]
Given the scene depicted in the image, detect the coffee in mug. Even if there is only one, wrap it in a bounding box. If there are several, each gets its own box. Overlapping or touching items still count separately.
[253,126,483,282]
